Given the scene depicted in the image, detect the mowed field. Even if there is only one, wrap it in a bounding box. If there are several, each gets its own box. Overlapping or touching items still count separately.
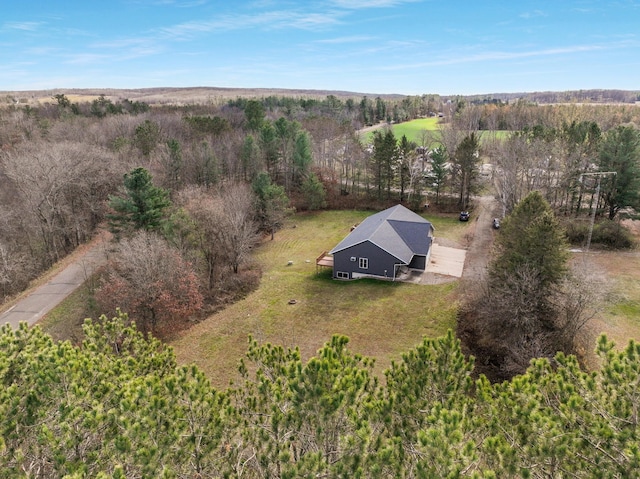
[362,117,510,145]
[585,247,640,353]
[32,207,640,388]
[169,210,469,388]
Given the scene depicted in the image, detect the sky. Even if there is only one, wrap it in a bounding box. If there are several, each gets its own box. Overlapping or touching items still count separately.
[1,0,639,96]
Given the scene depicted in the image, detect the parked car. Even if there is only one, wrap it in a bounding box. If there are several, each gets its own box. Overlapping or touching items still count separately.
[492,218,500,229]
[459,211,470,221]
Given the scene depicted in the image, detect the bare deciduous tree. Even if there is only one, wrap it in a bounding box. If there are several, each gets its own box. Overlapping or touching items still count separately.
[95,231,202,333]
[551,261,610,351]
[179,183,259,291]
[0,241,35,300]
[2,141,123,266]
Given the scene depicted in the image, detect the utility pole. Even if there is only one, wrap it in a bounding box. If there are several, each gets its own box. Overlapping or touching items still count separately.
[579,171,616,252]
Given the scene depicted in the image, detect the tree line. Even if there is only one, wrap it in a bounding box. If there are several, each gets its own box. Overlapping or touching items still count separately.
[0,313,638,478]
[1,93,639,306]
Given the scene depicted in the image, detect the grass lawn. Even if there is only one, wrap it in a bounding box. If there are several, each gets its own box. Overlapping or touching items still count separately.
[585,250,640,346]
[392,117,441,140]
[362,118,510,146]
[39,283,98,343]
[33,209,640,388]
[169,209,462,388]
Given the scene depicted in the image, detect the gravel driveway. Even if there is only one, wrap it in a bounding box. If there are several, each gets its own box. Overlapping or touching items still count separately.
[399,195,500,285]
[461,195,501,282]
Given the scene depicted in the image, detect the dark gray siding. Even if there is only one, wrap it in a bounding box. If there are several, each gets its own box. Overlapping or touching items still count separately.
[333,241,401,279]
[408,255,426,270]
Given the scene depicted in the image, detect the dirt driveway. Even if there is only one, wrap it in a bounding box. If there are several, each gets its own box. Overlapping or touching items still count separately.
[401,195,500,285]
[461,195,502,282]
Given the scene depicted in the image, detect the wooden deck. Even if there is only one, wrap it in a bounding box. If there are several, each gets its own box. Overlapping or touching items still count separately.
[315,251,333,273]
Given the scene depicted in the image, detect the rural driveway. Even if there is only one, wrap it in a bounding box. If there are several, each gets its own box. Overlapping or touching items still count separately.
[462,195,501,282]
[0,235,110,329]
[402,195,499,285]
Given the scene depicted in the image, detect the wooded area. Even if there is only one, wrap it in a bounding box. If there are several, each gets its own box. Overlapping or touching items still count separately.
[1,313,639,478]
[1,88,640,476]
[1,91,639,300]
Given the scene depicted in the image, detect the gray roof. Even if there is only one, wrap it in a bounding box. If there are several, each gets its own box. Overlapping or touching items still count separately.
[329,204,434,264]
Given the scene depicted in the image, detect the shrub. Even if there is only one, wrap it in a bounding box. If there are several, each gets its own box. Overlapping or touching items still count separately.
[563,218,635,249]
[592,220,635,249]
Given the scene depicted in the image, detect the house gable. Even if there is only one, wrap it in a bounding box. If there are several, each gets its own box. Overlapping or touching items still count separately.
[329,204,434,280]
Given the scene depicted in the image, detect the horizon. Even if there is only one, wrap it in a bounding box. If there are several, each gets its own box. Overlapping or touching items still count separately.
[2,1,639,96]
[2,85,638,101]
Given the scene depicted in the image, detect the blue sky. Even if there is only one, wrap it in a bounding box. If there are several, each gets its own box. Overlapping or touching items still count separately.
[1,0,639,95]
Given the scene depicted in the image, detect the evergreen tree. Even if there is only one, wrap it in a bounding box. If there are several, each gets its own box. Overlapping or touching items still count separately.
[375,331,479,477]
[107,167,172,238]
[235,335,376,478]
[490,190,569,287]
[398,134,414,203]
[259,122,279,178]
[4,319,640,477]
[598,125,640,219]
[453,132,480,210]
[372,129,397,200]
[476,191,571,376]
[300,172,327,210]
[164,138,182,190]
[292,130,313,187]
[428,146,449,205]
[133,119,161,158]
[252,172,291,240]
[244,99,266,131]
[240,134,261,182]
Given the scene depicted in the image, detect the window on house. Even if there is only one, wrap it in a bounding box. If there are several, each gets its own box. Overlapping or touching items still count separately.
[336,271,349,279]
[359,257,369,269]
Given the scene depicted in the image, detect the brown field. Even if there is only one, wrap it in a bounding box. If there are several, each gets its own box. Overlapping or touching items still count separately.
[0,86,404,107]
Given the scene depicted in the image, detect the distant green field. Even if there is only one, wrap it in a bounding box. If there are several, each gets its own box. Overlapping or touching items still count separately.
[362,118,510,146]
[393,117,441,138]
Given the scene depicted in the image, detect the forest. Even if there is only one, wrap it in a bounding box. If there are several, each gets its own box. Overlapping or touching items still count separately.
[0,312,639,478]
[1,90,639,304]
[1,89,640,476]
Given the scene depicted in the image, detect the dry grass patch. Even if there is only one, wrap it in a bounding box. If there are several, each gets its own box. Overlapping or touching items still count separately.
[170,209,460,388]
[582,250,640,349]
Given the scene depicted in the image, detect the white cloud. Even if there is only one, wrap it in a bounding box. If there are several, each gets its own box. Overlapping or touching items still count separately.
[328,0,421,8]
[158,10,345,38]
[315,34,373,44]
[378,44,609,71]
[63,53,110,65]
[519,10,547,19]
[3,21,44,32]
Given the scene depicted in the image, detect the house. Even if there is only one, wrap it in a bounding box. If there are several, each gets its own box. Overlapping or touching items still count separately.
[329,204,435,281]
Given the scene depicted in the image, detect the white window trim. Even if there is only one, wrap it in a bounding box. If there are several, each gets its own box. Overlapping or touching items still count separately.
[359,257,369,269]
[336,271,349,279]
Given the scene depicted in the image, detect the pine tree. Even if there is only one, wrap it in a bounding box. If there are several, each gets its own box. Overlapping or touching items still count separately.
[453,132,480,210]
[107,167,172,238]
[428,146,449,205]
[598,125,640,220]
[475,191,571,376]
[490,190,569,287]
[252,172,291,240]
[300,172,327,210]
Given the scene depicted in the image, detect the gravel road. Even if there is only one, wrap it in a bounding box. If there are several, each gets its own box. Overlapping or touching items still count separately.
[461,195,501,282]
